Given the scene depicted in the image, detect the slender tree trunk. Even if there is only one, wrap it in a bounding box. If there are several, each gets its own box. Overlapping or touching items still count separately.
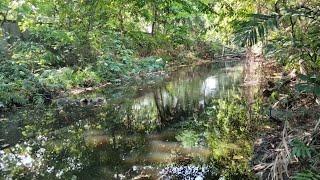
[151,4,158,36]
[274,0,282,27]
[290,16,296,45]
[119,8,125,34]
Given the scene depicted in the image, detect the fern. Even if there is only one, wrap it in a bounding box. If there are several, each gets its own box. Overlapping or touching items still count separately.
[291,139,314,159]
[295,75,320,96]
[293,170,320,180]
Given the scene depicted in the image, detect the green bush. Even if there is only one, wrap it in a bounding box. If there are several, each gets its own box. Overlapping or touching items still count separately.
[10,40,57,70]
[96,53,165,80]
[96,56,126,80]
[0,60,103,107]
[0,61,42,106]
[73,68,102,87]
[28,26,75,47]
[39,67,101,90]
[210,97,248,136]
[137,57,165,73]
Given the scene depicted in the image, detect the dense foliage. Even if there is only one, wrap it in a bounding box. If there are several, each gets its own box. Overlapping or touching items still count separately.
[0,0,225,108]
[223,0,320,178]
[1,0,320,179]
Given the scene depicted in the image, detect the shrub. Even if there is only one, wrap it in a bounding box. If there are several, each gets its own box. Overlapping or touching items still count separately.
[39,67,101,90]
[0,61,41,106]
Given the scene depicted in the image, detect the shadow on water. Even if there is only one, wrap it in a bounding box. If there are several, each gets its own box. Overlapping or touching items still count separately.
[0,61,255,179]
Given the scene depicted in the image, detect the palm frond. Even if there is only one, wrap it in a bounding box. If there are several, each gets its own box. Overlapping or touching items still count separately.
[233,14,278,47]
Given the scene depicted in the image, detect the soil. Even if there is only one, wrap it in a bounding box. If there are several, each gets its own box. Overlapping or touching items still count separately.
[251,58,320,179]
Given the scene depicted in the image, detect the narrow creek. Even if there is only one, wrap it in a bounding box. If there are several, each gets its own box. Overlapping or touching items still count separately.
[0,60,257,179]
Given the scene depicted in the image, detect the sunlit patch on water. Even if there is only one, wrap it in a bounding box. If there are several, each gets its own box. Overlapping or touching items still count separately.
[202,76,219,97]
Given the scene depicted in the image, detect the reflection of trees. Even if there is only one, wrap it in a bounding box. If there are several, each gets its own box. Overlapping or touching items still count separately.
[153,85,198,128]
[1,62,248,179]
[154,88,168,125]
[170,86,255,178]
[153,87,185,127]
[0,109,146,179]
[132,62,245,130]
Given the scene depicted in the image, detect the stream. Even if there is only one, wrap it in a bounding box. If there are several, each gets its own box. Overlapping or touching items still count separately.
[0,61,254,179]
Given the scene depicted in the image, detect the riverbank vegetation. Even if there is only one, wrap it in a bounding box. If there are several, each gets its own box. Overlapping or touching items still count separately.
[0,0,243,109]
[1,0,320,179]
[225,0,320,179]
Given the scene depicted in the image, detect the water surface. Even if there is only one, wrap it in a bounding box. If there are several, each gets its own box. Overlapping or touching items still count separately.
[0,61,252,179]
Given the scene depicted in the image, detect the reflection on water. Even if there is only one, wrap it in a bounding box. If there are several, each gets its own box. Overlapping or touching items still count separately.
[0,61,248,179]
[202,76,219,97]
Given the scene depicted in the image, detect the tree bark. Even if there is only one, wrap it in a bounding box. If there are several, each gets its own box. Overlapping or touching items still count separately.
[151,4,158,36]
[1,21,22,43]
[1,20,22,57]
